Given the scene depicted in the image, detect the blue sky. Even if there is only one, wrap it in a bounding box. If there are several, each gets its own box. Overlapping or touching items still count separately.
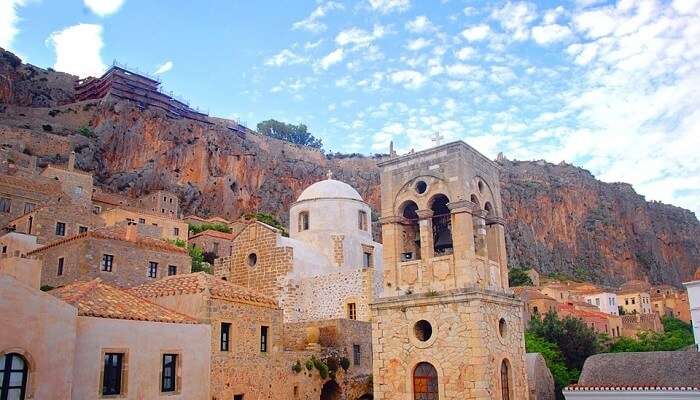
[2,0,699,215]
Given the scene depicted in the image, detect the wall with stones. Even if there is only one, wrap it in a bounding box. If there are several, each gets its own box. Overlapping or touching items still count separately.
[371,289,529,400]
[100,207,188,242]
[11,200,103,244]
[0,173,58,227]
[34,236,191,288]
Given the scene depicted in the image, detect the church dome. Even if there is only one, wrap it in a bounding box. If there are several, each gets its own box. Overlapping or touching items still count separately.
[297,179,363,202]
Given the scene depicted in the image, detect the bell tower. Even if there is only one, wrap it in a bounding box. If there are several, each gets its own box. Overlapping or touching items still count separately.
[371,141,528,400]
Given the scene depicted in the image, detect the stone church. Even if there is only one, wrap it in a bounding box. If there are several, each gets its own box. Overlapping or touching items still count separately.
[371,141,529,399]
[215,175,384,323]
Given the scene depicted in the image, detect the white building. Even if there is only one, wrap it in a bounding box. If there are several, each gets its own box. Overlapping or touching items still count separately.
[583,291,619,315]
[683,269,700,350]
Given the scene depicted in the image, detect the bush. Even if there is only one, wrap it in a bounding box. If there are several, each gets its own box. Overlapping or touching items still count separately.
[292,360,302,373]
[188,222,231,235]
[608,316,694,352]
[40,285,54,292]
[525,332,577,399]
[42,124,53,132]
[78,126,94,138]
[305,359,314,371]
[244,212,287,236]
[508,267,533,286]
[169,239,211,274]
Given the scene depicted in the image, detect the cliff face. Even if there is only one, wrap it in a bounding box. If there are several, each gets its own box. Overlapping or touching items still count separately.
[1,49,697,286]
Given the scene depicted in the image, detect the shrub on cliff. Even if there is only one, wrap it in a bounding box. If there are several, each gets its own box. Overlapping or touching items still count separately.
[508,267,533,286]
[188,222,231,235]
[257,119,323,149]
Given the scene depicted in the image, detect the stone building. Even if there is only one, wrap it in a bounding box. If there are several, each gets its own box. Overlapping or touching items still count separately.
[371,141,529,400]
[8,199,103,245]
[617,288,653,315]
[99,206,189,242]
[513,287,558,327]
[650,285,691,323]
[188,229,235,259]
[215,177,383,323]
[135,189,180,217]
[28,224,191,288]
[0,169,58,228]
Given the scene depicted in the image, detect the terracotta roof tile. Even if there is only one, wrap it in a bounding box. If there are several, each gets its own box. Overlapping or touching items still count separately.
[50,279,197,324]
[27,225,187,256]
[130,272,277,308]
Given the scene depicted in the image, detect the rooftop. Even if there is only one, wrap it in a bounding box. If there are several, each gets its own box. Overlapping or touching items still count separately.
[50,279,197,324]
[188,229,236,241]
[296,178,363,202]
[130,272,278,308]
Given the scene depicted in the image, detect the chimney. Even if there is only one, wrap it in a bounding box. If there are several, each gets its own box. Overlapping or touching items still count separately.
[67,151,75,171]
[125,223,137,241]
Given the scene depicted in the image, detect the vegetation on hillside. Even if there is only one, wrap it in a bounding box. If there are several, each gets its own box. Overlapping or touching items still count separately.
[257,119,323,149]
[169,238,211,274]
[245,212,288,236]
[188,222,231,235]
[508,267,534,286]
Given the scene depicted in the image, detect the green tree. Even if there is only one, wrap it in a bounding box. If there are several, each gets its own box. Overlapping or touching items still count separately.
[608,316,694,352]
[188,222,232,235]
[245,212,288,236]
[257,119,323,149]
[508,267,534,287]
[169,238,211,274]
[525,332,576,399]
[529,311,599,372]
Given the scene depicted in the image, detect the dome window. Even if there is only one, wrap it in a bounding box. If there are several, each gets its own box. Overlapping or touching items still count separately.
[358,210,368,231]
[298,211,309,231]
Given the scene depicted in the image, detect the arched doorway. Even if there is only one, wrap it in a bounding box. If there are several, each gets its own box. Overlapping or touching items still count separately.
[1,353,28,400]
[430,194,452,255]
[320,380,341,400]
[413,362,438,400]
[500,359,511,400]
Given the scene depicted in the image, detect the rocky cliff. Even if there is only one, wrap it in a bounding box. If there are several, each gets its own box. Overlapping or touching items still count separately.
[1,48,698,287]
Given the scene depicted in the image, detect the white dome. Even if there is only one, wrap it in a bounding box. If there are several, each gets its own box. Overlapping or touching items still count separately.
[297,179,363,202]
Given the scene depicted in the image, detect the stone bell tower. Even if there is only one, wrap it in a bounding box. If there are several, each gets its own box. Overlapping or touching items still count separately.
[371,141,528,400]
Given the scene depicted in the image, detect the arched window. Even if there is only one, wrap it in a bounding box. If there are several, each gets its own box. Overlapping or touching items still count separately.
[501,359,511,400]
[484,202,493,217]
[399,201,421,261]
[470,194,480,208]
[430,194,453,255]
[413,362,438,400]
[1,353,28,400]
[298,211,309,232]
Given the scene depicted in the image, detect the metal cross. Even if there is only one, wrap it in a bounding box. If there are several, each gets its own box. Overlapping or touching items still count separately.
[431,131,444,146]
[326,170,333,180]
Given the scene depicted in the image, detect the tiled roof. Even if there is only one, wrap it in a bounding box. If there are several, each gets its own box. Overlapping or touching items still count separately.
[565,385,700,392]
[189,229,235,241]
[513,287,557,301]
[50,279,197,324]
[0,173,61,194]
[130,272,278,308]
[27,225,187,256]
[185,215,231,224]
[92,190,129,206]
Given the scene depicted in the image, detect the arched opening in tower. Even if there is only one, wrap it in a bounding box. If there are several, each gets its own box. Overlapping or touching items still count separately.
[399,200,421,261]
[430,194,453,255]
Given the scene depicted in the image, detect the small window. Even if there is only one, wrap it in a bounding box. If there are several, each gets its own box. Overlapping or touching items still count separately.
[415,180,427,194]
[213,242,220,255]
[126,218,134,224]
[161,208,165,213]
[414,320,432,342]
[0,197,11,213]
[632,298,635,305]
[101,254,114,272]
[260,326,269,353]
[234,395,244,400]
[353,344,361,366]
[221,322,230,351]
[161,354,177,393]
[499,318,507,338]
[102,352,124,396]
[247,253,257,267]
[533,306,538,313]
[1,353,28,400]
[363,252,372,268]
[168,265,177,276]
[92,205,102,214]
[358,210,368,231]
[1,246,6,254]
[163,196,167,202]
[595,298,600,306]
[138,218,145,224]
[55,221,66,236]
[23,202,35,213]
[298,211,309,231]
[347,303,357,320]
[148,261,158,278]
[57,257,64,276]
[173,227,180,236]
[78,226,88,234]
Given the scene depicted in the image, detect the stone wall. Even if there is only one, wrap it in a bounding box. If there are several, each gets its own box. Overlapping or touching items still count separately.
[100,207,188,242]
[621,313,663,337]
[371,289,529,400]
[11,200,103,244]
[0,172,58,228]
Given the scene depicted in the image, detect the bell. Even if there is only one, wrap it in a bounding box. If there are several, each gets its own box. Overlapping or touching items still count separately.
[434,229,453,250]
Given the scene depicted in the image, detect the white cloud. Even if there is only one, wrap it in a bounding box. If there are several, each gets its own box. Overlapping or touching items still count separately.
[406,37,431,51]
[318,48,344,70]
[335,25,386,47]
[455,46,476,60]
[304,39,324,50]
[47,24,106,78]
[389,70,426,89]
[461,24,491,41]
[405,15,435,33]
[532,24,573,45]
[154,60,173,74]
[292,1,343,33]
[491,1,538,41]
[0,0,27,51]
[265,49,307,67]
[368,0,410,14]
[83,0,125,17]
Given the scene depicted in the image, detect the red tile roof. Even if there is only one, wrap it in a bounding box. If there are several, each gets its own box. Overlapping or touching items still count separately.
[130,272,278,308]
[50,279,197,324]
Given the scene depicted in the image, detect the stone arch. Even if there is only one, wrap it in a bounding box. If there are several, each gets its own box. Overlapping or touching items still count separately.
[484,202,494,217]
[413,362,439,400]
[392,175,453,212]
[0,348,34,400]
[470,194,480,208]
[398,200,421,261]
[428,194,452,255]
[320,379,342,400]
[500,358,513,400]
[473,176,498,216]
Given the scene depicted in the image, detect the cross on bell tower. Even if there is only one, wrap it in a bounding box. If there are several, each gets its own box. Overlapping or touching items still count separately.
[430,131,444,146]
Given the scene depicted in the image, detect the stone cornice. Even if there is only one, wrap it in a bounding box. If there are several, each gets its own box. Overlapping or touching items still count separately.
[486,216,506,226]
[370,286,521,310]
[447,200,476,214]
[415,209,434,220]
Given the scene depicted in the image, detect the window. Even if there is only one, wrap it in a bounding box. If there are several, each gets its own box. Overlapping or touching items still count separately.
[533,306,539,313]
[78,226,88,234]
[363,252,372,268]
[148,262,158,278]
[358,210,368,230]
[625,299,629,305]
[163,196,167,202]
[0,197,10,213]
[55,222,66,236]
[234,395,244,400]
[102,352,124,396]
[413,362,438,400]
[1,353,28,400]
[632,298,636,305]
[168,265,177,276]
[353,344,361,366]
[213,242,220,255]
[347,303,357,320]
[260,326,269,353]
[501,360,511,400]
[93,205,102,214]
[101,254,114,272]
[220,323,230,351]
[57,257,64,276]
[298,211,309,231]
[1,246,6,254]
[595,298,600,306]
[126,218,134,224]
[23,202,35,213]
[161,208,165,213]
[161,354,177,393]
[173,227,179,236]
[138,218,145,224]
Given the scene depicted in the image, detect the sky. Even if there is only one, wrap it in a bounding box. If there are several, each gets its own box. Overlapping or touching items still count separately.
[1,0,699,215]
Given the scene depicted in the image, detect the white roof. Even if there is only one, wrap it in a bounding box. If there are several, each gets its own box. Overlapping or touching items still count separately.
[296,179,363,202]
